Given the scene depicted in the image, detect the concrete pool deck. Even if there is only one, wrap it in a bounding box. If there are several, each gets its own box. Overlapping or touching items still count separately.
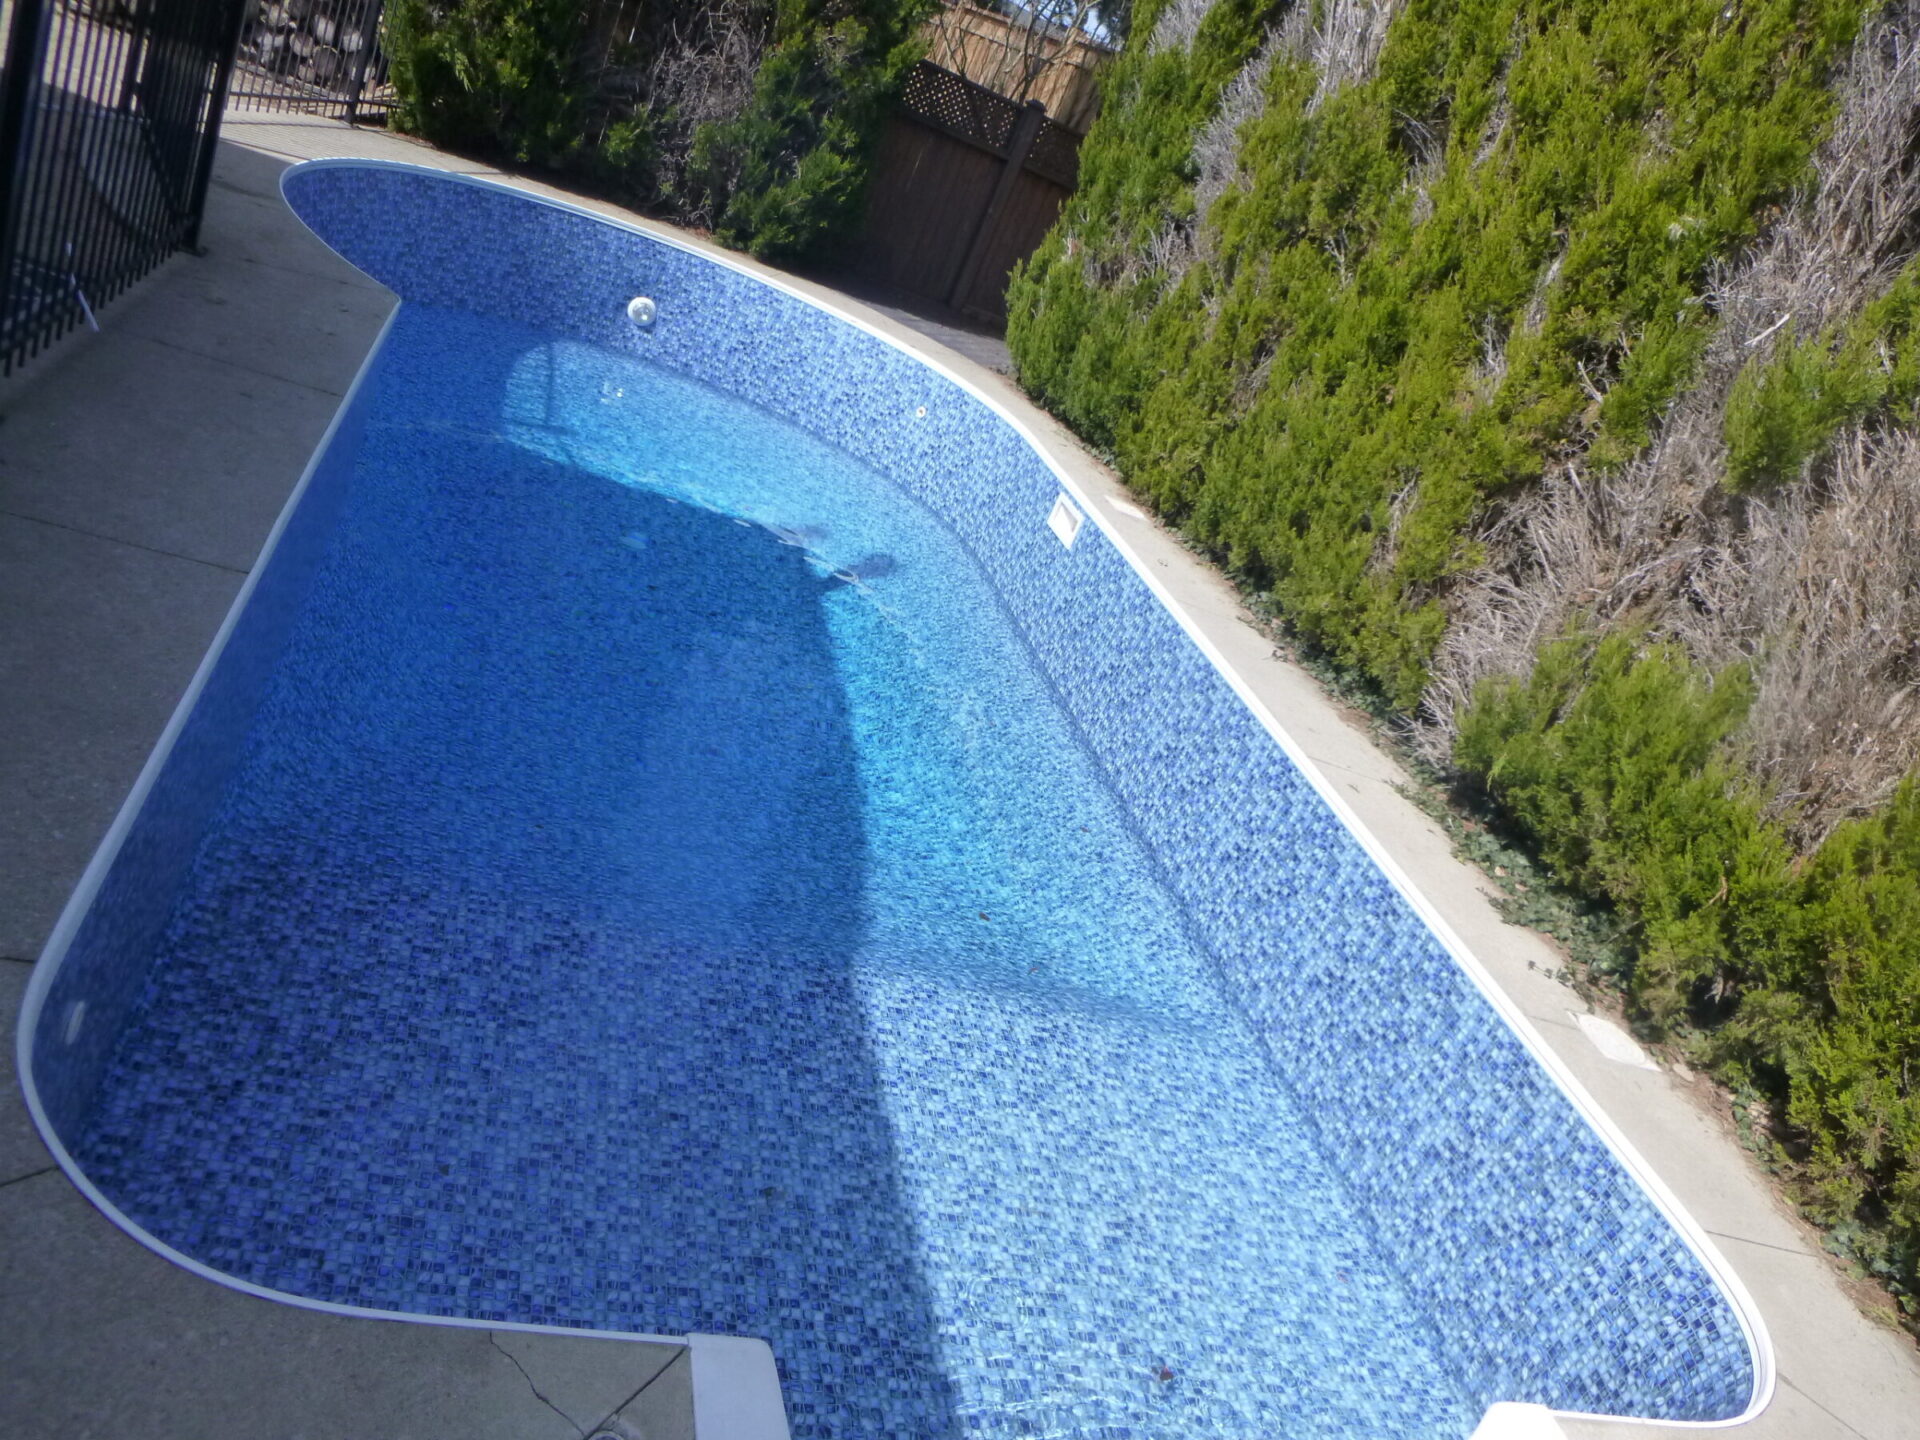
[2,109,1916,1439]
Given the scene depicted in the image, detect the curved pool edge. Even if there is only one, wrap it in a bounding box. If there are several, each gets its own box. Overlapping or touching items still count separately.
[8,299,687,1351]
[17,154,1775,1431]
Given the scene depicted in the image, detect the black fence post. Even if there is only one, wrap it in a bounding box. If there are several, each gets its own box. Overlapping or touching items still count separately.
[184,0,250,251]
[946,97,1045,313]
[119,0,155,111]
[0,0,49,362]
[342,0,385,125]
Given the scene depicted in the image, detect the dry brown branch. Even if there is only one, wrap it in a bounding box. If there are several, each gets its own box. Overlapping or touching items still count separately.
[1133,1,1403,287]
[1297,0,1399,115]
[1147,0,1214,53]
[1367,476,1421,577]
[581,0,769,222]
[1704,427,1920,829]
[1401,109,1447,224]
[1191,25,1289,221]
[1418,1,1920,845]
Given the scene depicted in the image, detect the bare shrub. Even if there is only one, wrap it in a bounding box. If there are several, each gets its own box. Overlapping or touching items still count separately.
[1366,476,1422,577]
[1706,428,1920,830]
[645,6,766,194]
[1419,1,1920,844]
[1467,314,1508,402]
[579,0,769,222]
[1473,94,1508,167]
[1147,0,1215,54]
[1296,0,1399,115]
[1402,111,1447,223]
[1138,1,1404,287]
[1519,248,1562,336]
[642,10,763,135]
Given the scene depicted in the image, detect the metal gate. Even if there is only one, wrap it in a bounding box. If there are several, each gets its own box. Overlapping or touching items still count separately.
[0,0,246,373]
[225,0,391,121]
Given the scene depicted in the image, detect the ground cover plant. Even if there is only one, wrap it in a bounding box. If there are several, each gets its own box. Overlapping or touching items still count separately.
[1010,0,1920,1324]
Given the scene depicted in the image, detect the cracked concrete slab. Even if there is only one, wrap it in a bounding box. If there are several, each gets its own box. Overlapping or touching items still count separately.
[600,1345,697,1440]
[111,258,391,396]
[0,326,379,573]
[198,167,396,287]
[224,113,500,170]
[0,512,243,959]
[489,1328,685,1436]
[0,1169,603,1440]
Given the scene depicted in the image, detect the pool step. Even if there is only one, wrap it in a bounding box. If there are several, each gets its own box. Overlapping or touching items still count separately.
[1470,1402,1567,1439]
[591,1334,788,1440]
[688,1335,791,1440]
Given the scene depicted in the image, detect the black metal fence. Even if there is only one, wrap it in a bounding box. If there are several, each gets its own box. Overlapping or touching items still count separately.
[227,0,392,121]
[0,0,245,373]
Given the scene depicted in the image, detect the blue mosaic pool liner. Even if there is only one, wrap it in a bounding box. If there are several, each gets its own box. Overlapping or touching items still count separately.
[27,359,377,1141]
[27,159,1763,1425]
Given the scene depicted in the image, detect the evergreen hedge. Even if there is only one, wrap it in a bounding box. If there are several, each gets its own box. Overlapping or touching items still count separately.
[385,0,930,260]
[1458,633,1919,1313]
[1012,0,1862,707]
[1724,258,1920,489]
[1009,0,1920,1323]
[690,0,933,257]
[385,0,594,170]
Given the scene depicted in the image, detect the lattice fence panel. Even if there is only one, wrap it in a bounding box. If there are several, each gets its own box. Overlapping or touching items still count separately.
[1025,116,1081,187]
[900,60,1022,154]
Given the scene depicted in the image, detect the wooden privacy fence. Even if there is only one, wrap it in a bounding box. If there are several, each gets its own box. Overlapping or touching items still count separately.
[850,61,1083,326]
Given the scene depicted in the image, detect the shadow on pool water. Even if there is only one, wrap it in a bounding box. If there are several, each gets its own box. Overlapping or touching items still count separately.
[74,419,967,1436]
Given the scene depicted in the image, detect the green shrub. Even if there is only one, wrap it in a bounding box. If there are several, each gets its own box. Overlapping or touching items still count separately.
[385,0,929,261]
[1010,0,1863,707]
[1454,632,1920,1320]
[1008,0,1283,451]
[1724,259,1920,488]
[689,0,934,260]
[385,0,592,168]
[1775,785,1920,1288]
[1454,632,1798,1022]
[1012,0,1919,1310]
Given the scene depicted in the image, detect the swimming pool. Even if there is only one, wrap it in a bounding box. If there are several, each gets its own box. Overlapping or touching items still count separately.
[20,161,1769,1439]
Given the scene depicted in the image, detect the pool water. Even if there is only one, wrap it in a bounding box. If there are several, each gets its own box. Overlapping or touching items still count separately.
[75,307,1477,1439]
